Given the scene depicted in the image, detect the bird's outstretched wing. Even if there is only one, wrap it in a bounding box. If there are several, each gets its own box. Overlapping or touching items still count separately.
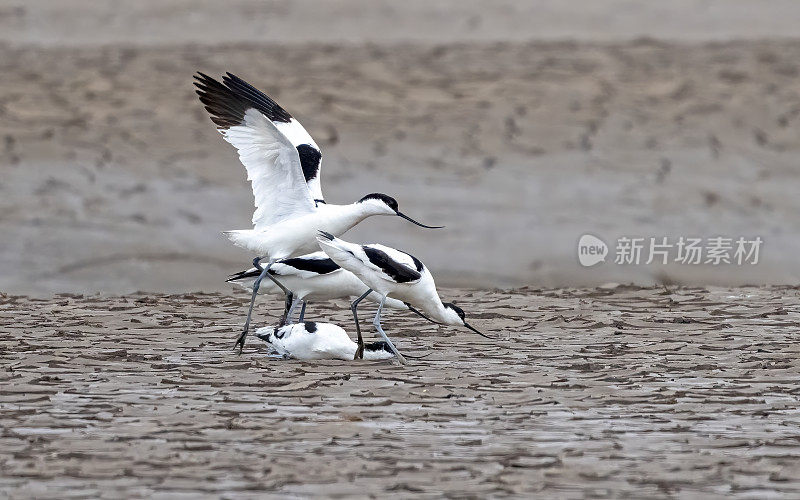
[194,72,324,228]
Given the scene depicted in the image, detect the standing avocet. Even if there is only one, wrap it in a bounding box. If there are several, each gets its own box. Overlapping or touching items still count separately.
[226,251,421,322]
[194,72,442,350]
[316,232,489,364]
[256,321,396,361]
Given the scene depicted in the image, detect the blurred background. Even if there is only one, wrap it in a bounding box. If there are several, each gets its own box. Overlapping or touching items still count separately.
[1,0,799,295]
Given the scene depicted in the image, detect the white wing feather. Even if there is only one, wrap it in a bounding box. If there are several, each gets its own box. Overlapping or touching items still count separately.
[222,109,316,229]
[275,120,324,202]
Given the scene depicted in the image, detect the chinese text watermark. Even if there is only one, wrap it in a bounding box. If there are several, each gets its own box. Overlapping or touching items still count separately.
[578,235,762,267]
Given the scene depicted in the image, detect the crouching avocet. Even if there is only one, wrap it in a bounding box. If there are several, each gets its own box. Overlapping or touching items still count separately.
[316,231,490,364]
[194,72,442,351]
[256,322,396,361]
[226,252,429,323]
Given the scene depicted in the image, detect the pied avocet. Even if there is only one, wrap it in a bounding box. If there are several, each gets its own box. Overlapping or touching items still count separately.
[256,321,396,361]
[316,232,489,364]
[194,72,442,350]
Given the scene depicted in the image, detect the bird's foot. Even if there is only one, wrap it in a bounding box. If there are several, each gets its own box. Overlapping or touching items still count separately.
[354,342,364,360]
[234,328,247,354]
[393,350,408,365]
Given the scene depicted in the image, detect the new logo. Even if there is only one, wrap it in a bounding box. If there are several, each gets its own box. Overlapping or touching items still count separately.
[578,234,608,267]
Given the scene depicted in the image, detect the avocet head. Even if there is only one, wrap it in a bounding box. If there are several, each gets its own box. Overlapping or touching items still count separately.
[256,322,323,357]
[357,193,443,229]
[442,302,491,339]
[362,341,397,360]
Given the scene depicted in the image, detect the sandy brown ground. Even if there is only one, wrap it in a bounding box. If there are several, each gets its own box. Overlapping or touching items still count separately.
[4,0,800,46]
[2,286,799,497]
[3,38,800,293]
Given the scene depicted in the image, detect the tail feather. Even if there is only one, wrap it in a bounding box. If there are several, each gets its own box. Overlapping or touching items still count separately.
[223,229,258,251]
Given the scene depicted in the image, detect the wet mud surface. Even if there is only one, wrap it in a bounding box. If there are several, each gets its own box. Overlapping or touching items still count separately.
[3,40,800,293]
[2,286,800,497]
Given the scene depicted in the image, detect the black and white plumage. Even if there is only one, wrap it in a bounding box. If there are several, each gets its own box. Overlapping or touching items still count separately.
[255,322,396,361]
[316,232,488,363]
[194,72,440,252]
[194,72,443,350]
[226,251,411,322]
[195,71,324,212]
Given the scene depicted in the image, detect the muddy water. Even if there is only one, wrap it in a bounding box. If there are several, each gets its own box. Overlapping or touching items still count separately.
[2,286,799,497]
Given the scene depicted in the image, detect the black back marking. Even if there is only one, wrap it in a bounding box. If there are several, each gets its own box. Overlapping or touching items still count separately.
[410,255,424,272]
[358,193,398,212]
[363,247,422,283]
[279,256,340,275]
[304,321,317,333]
[230,257,340,281]
[364,341,393,354]
[296,144,322,182]
[194,72,292,129]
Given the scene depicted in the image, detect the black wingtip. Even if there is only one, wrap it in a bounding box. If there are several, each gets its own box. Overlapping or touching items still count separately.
[317,230,335,241]
[193,71,292,128]
[220,72,292,123]
[192,72,244,129]
[226,268,263,282]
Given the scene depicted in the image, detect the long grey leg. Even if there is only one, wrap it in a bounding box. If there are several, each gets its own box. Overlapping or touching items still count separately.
[256,256,293,296]
[373,295,407,364]
[350,289,372,360]
[298,301,307,322]
[235,257,293,353]
[277,291,293,328]
[285,296,301,325]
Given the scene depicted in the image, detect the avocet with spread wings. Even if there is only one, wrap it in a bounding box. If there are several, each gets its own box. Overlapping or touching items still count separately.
[194,72,442,349]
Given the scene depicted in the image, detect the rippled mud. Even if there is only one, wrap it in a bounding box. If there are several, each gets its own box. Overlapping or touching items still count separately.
[2,286,800,497]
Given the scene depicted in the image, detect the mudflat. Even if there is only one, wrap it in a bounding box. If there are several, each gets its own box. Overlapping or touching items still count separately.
[3,39,800,293]
[2,286,799,497]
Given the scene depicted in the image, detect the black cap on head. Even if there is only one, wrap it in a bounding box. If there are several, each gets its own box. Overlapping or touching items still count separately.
[364,341,394,354]
[443,302,466,321]
[360,193,444,229]
[358,193,398,211]
[444,302,493,339]
[256,328,275,342]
